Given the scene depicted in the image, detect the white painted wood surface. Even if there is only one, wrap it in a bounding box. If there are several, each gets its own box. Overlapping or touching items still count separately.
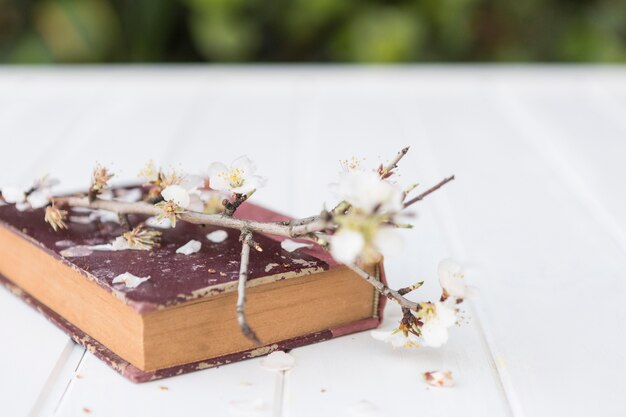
[0,66,624,417]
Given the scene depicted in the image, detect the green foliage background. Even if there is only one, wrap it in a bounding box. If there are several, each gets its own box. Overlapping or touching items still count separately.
[1,0,625,63]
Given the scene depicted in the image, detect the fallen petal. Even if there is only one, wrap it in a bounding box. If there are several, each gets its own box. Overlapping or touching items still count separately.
[112,272,151,289]
[260,351,295,371]
[206,229,228,243]
[280,239,313,253]
[59,246,94,257]
[176,240,202,255]
[423,370,453,387]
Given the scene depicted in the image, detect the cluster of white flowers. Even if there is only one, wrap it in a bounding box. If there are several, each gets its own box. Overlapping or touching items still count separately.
[372,259,467,348]
[208,156,266,195]
[1,175,58,211]
[156,156,266,226]
[329,170,405,265]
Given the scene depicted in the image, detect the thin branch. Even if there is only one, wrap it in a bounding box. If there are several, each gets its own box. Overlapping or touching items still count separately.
[237,231,261,344]
[345,263,419,311]
[403,175,455,209]
[53,196,330,239]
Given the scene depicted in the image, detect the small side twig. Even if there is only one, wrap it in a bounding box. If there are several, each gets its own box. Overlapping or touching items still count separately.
[403,175,455,208]
[237,231,261,344]
[380,146,410,178]
[118,213,132,232]
[397,281,424,296]
[224,191,255,217]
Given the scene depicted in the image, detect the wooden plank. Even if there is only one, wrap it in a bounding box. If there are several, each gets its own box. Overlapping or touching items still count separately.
[0,73,89,417]
[403,74,626,417]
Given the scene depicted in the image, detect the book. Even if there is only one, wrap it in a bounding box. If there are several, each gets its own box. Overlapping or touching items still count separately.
[0,186,386,382]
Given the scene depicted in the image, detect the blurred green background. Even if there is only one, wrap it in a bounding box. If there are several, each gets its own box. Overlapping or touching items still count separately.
[1,0,625,63]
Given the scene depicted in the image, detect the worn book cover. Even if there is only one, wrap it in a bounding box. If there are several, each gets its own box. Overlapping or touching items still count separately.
[0,186,386,382]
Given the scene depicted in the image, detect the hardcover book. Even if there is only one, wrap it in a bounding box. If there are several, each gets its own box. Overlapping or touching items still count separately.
[0,186,386,382]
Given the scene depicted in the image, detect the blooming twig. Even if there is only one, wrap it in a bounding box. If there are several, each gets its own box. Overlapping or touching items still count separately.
[8,147,461,345]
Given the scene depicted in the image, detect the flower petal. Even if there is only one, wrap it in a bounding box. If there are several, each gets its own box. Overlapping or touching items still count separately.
[207,162,228,177]
[373,228,403,258]
[112,272,151,289]
[438,258,466,299]
[1,186,26,204]
[231,155,256,175]
[330,230,365,264]
[161,185,190,208]
[176,240,202,255]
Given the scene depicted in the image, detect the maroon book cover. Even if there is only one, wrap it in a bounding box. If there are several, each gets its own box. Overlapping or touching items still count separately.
[0,187,386,382]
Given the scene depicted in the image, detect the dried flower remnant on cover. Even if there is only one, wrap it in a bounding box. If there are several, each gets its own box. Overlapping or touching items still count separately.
[122,224,162,250]
[44,204,68,232]
[1,147,461,350]
[89,164,114,201]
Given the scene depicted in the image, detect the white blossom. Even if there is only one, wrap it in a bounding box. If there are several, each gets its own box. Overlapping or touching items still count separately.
[330,229,365,264]
[438,258,466,300]
[112,272,150,289]
[328,170,406,264]
[372,227,404,258]
[1,186,26,204]
[371,325,420,348]
[2,175,58,210]
[330,225,402,265]
[161,185,191,209]
[208,156,265,195]
[176,240,202,255]
[334,170,403,214]
[138,160,159,183]
[26,190,52,209]
[417,302,458,348]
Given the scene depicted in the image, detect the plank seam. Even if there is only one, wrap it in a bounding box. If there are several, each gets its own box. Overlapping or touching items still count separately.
[411,112,523,417]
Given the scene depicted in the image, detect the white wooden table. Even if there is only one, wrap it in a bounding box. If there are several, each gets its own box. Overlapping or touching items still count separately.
[1,66,625,417]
